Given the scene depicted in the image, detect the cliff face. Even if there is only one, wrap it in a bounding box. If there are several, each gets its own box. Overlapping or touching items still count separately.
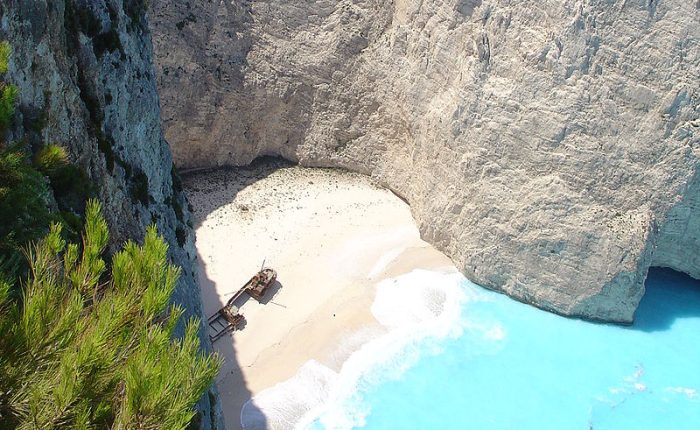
[150,0,699,324]
[0,1,221,427]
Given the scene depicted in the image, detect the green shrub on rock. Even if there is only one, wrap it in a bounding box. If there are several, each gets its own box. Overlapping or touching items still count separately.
[0,200,221,428]
[0,144,54,280]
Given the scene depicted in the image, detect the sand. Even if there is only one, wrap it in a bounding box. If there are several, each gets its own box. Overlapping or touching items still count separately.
[184,160,454,430]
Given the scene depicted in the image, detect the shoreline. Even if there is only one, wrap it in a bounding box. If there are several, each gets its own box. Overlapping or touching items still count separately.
[184,163,456,430]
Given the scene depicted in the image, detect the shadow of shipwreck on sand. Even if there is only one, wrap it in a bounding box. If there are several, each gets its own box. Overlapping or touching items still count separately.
[184,157,292,430]
[631,267,700,333]
[227,280,284,310]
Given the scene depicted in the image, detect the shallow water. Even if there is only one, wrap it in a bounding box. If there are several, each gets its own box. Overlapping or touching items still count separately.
[308,268,700,430]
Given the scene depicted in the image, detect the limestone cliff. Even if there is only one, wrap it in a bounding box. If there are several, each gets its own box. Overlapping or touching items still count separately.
[150,0,699,324]
[0,0,221,427]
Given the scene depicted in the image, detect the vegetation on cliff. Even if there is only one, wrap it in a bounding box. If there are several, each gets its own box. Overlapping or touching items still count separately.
[0,41,90,284]
[0,201,220,428]
[0,41,220,429]
[0,41,51,282]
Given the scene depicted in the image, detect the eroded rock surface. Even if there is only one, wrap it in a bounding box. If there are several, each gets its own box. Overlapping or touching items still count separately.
[1,1,221,427]
[150,0,699,323]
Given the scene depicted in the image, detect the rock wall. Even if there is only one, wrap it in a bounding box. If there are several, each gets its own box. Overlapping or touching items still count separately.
[0,1,221,428]
[150,0,699,323]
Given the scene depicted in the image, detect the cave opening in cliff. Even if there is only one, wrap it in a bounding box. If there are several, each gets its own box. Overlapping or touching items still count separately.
[634,267,700,332]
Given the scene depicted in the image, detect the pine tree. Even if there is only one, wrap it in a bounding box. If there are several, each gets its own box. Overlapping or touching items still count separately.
[0,143,56,281]
[0,200,221,428]
[0,41,17,131]
[0,40,220,429]
[0,41,54,283]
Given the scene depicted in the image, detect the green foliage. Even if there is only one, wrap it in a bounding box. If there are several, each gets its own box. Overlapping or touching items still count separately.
[33,143,69,175]
[0,201,221,428]
[0,84,17,131]
[0,40,217,430]
[50,162,93,205]
[0,144,53,282]
[0,143,95,282]
[0,40,93,281]
[0,41,10,73]
[0,42,16,133]
[35,144,95,217]
[0,43,90,283]
[0,42,47,283]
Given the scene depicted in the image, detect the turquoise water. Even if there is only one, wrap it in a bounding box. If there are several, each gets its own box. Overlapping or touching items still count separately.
[310,269,700,429]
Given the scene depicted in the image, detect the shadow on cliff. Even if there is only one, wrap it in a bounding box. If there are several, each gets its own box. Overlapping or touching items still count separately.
[184,157,291,430]
[631,267,700,332]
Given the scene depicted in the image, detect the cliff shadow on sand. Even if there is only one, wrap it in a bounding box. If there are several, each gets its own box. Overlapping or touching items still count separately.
[196,253,267,430]
[183,157,292,430]
[182,157,291,219]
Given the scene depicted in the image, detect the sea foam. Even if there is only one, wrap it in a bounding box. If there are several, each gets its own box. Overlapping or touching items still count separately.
[240,269,467,430]
[245,269,700,430]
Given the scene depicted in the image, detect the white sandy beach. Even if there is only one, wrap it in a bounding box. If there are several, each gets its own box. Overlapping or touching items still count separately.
[184,161,455,430]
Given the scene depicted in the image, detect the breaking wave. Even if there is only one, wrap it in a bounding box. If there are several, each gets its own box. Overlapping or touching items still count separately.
[241,269,467,430]
[243,268,700,430]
